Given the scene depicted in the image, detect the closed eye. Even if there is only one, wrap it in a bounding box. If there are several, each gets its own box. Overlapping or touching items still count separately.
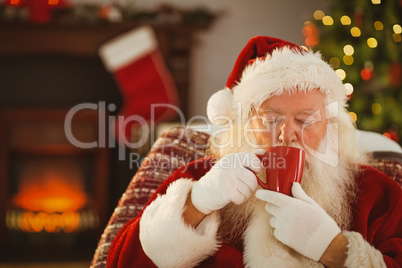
[264,118,279,124]
[297,119,316,126]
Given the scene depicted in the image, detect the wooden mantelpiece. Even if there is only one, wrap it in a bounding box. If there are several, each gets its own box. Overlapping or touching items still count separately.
[0,22,208,56]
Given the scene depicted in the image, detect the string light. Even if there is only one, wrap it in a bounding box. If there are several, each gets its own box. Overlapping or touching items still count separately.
[345,83,354,95]
[340,15,351,25]
[349,112,357,122]
[371,103,382,114]
[364,61,374,71]
[322,16,334,25]
[367,37,378,48]
[343,55,354,65]
[329,57,341,68]
[371,0,381,4]
[374,21,384,30]
[343,45,354,55]
[313,10,325,20]
[383,132,392,139]
[302,21,319,47]
[393,34,402,42]
[351,27,361,37]
[361,69,372,80]
[335,69,346,80]
[393,24,402,34]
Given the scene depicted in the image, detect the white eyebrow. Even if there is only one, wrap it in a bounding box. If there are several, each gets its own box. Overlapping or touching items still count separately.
[297,110,317,115]
[258,108,282,114]
[259,108,319,115]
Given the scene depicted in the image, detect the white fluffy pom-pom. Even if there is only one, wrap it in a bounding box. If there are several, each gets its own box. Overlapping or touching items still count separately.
[206,88,233,125]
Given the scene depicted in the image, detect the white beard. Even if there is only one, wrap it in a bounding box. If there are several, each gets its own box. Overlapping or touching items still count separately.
[301,149,357,230]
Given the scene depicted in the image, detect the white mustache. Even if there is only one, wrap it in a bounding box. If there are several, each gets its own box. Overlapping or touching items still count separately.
[275,142,303,150]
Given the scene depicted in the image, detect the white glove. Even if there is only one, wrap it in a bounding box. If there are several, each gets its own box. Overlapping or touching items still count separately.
[191,151,264,215]
[255,182,341,262]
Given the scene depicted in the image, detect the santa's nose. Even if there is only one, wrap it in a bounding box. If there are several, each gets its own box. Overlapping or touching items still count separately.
[278,120,298,145]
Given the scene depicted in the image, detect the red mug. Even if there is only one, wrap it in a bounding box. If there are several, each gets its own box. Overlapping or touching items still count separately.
[256,146,305,196]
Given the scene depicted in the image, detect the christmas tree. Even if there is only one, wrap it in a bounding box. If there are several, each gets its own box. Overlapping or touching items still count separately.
[302,0,402,145]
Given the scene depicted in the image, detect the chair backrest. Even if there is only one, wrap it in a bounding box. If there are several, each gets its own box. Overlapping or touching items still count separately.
[368,151,402,189]
[90,127,402,267]
[90,127,210,268]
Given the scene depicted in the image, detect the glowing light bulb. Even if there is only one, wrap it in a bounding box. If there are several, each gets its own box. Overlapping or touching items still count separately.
[349,112,357,122]
[343,55,354,65]
[343,45,354,55]
[300,46,309,51]
[313,10,325,20]
[367,37,378,48]
[329,57,340,68]
[371,103,382,114]
[335,69,346,80]
[340,15,351,25]
[322,16,334,26]
[374,21,383,30]
[371,0,381,4]
[393,24,402,34]
[361,69,372,80]
[351,27,361,37]
[364,61,374,71]
[345,83,354,95]
[393,34,402,42]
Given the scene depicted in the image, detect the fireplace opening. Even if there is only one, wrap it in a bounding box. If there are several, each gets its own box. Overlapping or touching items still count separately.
[0,109,110,262]
[8,156,99,234]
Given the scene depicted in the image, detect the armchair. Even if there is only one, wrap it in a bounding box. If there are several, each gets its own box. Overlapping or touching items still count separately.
[90,126,402,267]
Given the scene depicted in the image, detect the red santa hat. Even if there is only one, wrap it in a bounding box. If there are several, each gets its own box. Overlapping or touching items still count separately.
[207,36,347,124]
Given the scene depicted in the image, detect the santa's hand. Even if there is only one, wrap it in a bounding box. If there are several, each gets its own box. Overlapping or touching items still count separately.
[191,151,263,215]
[255,182,341,262]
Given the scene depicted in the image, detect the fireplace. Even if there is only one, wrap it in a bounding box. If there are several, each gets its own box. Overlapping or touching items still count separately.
[9,155,97,234]
[0,21,211,263]
[0,109,109,262]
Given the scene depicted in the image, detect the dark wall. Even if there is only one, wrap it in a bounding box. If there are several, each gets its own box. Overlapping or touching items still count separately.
[0,55,120,107]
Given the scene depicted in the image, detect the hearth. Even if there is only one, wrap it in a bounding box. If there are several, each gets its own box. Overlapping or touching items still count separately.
[0,109,109,262]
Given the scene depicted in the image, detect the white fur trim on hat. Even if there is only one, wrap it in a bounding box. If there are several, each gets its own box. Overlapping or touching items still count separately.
[207,88,234,124]
[207,47,347,123]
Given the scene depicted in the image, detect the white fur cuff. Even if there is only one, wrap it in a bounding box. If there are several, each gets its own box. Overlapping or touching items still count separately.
[343,231,386,268]
[139,179,220,267]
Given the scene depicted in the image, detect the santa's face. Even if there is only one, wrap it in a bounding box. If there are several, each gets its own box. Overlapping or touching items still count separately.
[250,89,328,152]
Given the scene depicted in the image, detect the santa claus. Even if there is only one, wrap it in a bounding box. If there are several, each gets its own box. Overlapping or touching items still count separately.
[107,36,402,267]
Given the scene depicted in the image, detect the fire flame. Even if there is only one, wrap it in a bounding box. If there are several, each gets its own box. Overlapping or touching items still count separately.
[17,211,79,233]
[12,158,88,213]
[9,158,97,233]
[6,209,99,233]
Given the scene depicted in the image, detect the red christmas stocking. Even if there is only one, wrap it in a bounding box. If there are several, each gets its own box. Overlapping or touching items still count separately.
[99,26,179,145]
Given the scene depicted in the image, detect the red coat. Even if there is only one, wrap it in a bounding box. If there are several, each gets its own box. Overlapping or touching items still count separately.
[107,158,402,267]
